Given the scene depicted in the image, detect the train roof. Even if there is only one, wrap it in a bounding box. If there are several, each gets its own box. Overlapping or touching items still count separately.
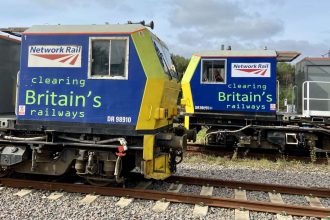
[194,50,277,57]
[193,50,299,62]
[24,24,147,34]
[302,57,330,61]
[0,31,21,43]
[296,57,330,66]
[23,24,170,53]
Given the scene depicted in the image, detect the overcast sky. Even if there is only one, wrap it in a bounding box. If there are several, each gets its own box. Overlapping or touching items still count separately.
[2,0,330,60]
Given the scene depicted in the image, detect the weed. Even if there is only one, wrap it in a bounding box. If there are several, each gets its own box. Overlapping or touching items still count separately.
[310,146,317,163]
[196,127,207,144]
[326,153,330,165]
[231,148,238,161]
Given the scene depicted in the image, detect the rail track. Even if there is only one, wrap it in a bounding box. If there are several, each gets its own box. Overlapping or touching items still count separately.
[187,143,329,164]
[1,175,330,218]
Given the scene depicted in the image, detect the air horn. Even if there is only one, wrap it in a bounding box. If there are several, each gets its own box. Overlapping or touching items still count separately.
[127,20,154,30]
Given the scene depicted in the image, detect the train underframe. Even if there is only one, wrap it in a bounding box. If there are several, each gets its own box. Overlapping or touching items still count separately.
[185,113,330,153]
[0,119,186,185]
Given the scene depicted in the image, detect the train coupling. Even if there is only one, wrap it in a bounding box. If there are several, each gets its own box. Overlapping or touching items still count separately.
[155,133,187,150]
[173,126,197,143]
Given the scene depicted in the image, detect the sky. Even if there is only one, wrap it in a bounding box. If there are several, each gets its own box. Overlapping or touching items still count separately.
[1,0,330,60]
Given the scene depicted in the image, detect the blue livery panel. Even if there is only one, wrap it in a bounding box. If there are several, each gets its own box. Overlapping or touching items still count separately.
[17,34,146,125]
[191,57,277,113]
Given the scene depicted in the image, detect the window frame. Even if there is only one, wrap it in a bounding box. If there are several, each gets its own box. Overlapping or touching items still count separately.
[88,36,129,80]
[200,58,227,84]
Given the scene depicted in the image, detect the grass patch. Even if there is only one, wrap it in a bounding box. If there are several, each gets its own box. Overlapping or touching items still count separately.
[183,153,330,173]
[196,127,207,144]
[187,126,330,173]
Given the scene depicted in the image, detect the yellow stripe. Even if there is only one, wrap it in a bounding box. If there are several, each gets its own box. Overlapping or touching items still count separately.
[184,116,190,130]
[181,55,200,114]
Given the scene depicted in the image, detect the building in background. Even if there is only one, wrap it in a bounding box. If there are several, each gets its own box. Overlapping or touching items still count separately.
[295,58,330,117]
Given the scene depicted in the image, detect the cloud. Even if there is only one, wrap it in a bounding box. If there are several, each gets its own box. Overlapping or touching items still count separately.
[0,0,134,26]
[264,39,329,59]
[30,0,121,10]
[0,0,327,61]
[204,19,283,40]
[169,0,284,40]
[171,0,247,28]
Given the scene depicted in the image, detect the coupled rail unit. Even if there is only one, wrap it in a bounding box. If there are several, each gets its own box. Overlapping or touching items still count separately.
[181,50,330,153]
[0,31,21,122]
[0,24,186,184]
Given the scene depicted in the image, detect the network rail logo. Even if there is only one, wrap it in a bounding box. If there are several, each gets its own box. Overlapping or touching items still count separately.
[231,63,271,77]
[28,45,82,68]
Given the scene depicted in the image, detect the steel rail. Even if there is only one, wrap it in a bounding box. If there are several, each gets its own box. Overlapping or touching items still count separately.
[168,175,330,198]
[0,178,329,217]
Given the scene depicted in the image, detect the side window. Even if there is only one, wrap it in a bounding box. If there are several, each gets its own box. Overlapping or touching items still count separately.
[201,59,226,84]
[89,37,128,79]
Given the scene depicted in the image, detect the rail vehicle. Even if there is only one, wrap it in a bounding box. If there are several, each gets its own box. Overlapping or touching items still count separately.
[0,31,20,115]
[181,50,330,153]
[0,24,186,185]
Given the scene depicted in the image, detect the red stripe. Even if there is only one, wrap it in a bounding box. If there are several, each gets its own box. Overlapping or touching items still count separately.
[253,69,263,74]
[59,55,74,63]
[237,68,261,73]
[69,54,79,65]
[32,54,71,60]
[260,69,267,76]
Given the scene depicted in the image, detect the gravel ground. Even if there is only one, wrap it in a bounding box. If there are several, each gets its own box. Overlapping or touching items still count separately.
[0,187,236,220]
[293,217,320,220]
[249,212,321,220]
[320,198,330,207]
[246,190,270,202]
[0,160,329,219]
[281,194,310,206]
[250,211,275,220]
[179,184,202,196]
[147,181,172,191]
[176,163,330,188]
[208,207,234,220]
[213,186,234,198]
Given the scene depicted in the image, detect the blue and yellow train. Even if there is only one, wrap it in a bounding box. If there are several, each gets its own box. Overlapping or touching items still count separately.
[0,24,186,184]
[1,23,330,184]
[181,50,330,153]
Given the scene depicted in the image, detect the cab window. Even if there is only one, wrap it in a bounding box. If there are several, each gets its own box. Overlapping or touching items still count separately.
[151,35,178,80]
[201,59,226,84]
[89,37,129,80]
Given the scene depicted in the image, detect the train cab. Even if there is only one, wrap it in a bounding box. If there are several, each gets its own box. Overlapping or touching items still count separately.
[181,50,279,131]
